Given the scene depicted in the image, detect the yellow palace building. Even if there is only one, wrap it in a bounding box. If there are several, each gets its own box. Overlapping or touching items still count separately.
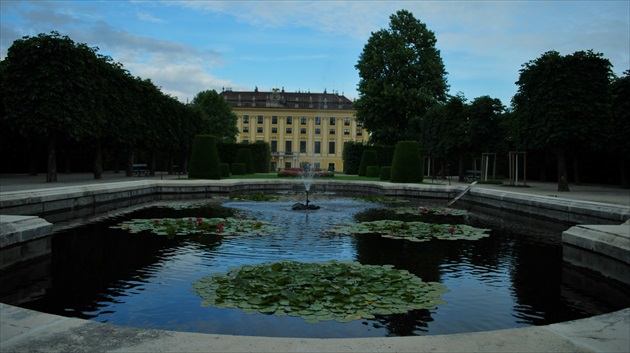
[220,88,366,172]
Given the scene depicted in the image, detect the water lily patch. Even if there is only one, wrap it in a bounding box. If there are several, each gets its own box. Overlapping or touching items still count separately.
[192,260,448,323]
[110,217,277,237]
[325,220,490,242]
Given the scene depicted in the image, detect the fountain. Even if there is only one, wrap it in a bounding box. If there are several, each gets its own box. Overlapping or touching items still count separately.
[292,165,320,210]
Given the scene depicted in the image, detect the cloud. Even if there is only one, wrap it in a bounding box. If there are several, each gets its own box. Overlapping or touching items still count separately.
[137,12,164,23]
[131,63,245,102]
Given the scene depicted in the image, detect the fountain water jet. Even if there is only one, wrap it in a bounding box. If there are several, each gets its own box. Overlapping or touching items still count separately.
[292,165,320,210]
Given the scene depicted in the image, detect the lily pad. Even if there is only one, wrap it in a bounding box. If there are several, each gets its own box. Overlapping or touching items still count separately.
[325,220,490,242]
[192,260,448,324]
[110,217,278,237]
[398,206,467,217]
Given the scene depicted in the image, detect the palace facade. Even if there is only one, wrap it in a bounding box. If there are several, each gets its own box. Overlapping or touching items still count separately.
[220,88,366,172]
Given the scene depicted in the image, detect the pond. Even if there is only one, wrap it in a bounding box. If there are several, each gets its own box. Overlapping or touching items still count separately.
[1,196,628,338]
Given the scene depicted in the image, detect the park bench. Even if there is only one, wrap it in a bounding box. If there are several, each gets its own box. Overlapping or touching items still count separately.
[465,170,481,182]
[132,163,149,177]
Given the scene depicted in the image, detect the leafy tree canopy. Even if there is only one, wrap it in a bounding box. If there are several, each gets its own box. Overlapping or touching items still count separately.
[511,50,613,152]
[355,9,448,145]
[191,90,239,143]
[511,50,613,191]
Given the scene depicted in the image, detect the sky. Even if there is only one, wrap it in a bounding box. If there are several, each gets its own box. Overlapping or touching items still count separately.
[1,0,628,107]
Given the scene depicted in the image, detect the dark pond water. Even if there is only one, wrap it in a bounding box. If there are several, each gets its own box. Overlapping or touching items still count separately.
[1,197,628,338]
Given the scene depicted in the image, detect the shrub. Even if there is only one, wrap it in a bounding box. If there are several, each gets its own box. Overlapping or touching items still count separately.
[220,163,230,177]
[236,148,255,174]
[379,166,391,181]
[390,141,423,183]
[358,150,379,176]
[217,142,271,173]
[366,166,380,178]
[231,163,246,175]
[188,135,221,180]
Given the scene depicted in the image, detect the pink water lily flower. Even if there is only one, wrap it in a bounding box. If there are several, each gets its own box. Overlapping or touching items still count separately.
[153,219,160,224]
[449,227,455,233]
[217,224,224,232]
[418,206,428,212]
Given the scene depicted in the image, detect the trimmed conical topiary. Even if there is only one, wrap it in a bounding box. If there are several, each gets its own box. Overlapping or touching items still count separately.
[188,134,222,179]
[390,141,423,183]
[358,150,378,176]
[236,148,255,174]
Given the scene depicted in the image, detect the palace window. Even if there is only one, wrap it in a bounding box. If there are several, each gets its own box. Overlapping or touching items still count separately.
[329,128,335,135]
[243,115,250,124]
[271,141,277,153]
[300,128,307,134]
[314,141,321,154]
[286,116,293,124]
[328,141,335,154]
[315,117,321,125]
[243,126,249,133]
[344,129,350,135]
[344,117,350,126]
[315,128,321,135]
[301,117,307,125]
[286,127,292,134]
[299,141,306,153]
[329,117,335,125]
[257,116,264,124]
[257,127,263,133]
[272,127,278,133]
[272,116,278,124]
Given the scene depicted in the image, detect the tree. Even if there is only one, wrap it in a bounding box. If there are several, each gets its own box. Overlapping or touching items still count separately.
[3,32,104,182]
[609,70,630,187]
[191,90,239,143]
[355,10,448,145]
[466,96,505,155]
[512,50,613,191]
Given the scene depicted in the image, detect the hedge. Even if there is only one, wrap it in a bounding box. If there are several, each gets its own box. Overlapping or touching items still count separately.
[390,141,423,183]
[188,135,221,180]
[358,150,379,177]
[236,148,255,174]
[231,163,247,175]
[365,165,380,178]
[379,166,391,181]
[220,163,230,178]
[217,141,270,173]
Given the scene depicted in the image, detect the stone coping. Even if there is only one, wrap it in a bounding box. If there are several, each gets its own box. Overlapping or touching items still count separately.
[1,303,628,352]
[1,179,629,352]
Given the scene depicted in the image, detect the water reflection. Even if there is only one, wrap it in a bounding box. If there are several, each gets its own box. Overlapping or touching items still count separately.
[0,198,628,338]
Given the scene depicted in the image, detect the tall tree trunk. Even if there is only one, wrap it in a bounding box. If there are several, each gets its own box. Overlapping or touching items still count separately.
[557,149,570,192]
[93,142,103,180]
[46,136,57,182]
[126,147,134,177]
